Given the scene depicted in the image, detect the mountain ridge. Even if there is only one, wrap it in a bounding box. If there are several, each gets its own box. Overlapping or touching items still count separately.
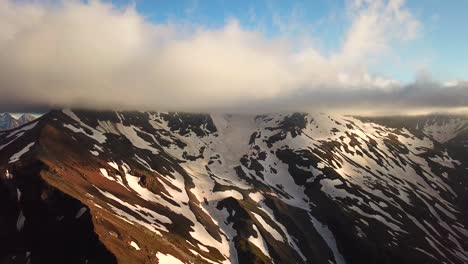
[0,113,38,131]
[1,109,468,264]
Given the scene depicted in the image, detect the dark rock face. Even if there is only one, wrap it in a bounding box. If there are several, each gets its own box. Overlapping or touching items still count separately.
[1,110,468,264]
[0,161,116,264]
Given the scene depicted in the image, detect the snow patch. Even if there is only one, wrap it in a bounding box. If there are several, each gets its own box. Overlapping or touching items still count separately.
[16,210,25,231]
[251,212,283,241]
[309,214,345,264]
[63,109,107,143]
[6,121,38,138]
[155,252,184,264]
[9,142,35,163]
[248,225,271,259]
[108,161,119,170]
[130,241,141,251]
[96,187,170,234]
[75,207,87,219]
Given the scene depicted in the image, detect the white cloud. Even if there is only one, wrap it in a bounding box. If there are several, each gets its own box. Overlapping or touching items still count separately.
[338,0,420,66]
[0,0,465,114]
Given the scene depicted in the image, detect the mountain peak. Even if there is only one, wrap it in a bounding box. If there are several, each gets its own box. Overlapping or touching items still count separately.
[18,113,37,123]
[0,112,19,131]
[0,112,15,120]
[0,112,39,131]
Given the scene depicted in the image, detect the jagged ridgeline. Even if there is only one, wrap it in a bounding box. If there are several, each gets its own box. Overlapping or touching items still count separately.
[0,113,37,131]
[1,110,468,264]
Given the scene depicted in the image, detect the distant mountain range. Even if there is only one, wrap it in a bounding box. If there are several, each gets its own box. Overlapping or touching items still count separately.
[0,113,37,131]
[1,110,468,264]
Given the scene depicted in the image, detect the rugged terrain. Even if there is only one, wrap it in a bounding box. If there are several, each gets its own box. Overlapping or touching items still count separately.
[1,110,468,264]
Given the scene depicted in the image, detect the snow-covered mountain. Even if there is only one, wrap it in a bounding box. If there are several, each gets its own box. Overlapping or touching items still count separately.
[0,113,37,131]
[363,114,468,143]
[0,113,19,131]
[1,110,468,264]
[16,114,37,128]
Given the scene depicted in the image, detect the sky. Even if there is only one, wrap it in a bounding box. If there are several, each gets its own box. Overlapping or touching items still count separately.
[110,0,468,82]
[0,0,467,114]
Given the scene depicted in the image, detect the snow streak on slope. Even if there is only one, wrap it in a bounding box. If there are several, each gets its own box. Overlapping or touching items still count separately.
[9,142,35,163]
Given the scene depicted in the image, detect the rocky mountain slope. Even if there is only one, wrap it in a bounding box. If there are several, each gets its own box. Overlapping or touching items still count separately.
[363,114,468,143]
[0,114,37,131]
[1,110,468,264]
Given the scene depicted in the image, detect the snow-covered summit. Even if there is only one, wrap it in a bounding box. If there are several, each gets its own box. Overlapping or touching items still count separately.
[0,113,38,131]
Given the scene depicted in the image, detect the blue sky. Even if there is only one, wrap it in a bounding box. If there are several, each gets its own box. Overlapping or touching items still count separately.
[108,0,467,83]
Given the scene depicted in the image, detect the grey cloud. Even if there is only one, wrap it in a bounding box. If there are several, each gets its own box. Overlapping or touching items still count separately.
[207,81,468,114]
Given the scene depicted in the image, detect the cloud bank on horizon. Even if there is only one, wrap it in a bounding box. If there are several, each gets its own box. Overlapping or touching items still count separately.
[0,0,466,114]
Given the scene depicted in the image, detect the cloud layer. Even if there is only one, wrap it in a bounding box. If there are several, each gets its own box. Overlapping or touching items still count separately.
[0,0,466,114]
